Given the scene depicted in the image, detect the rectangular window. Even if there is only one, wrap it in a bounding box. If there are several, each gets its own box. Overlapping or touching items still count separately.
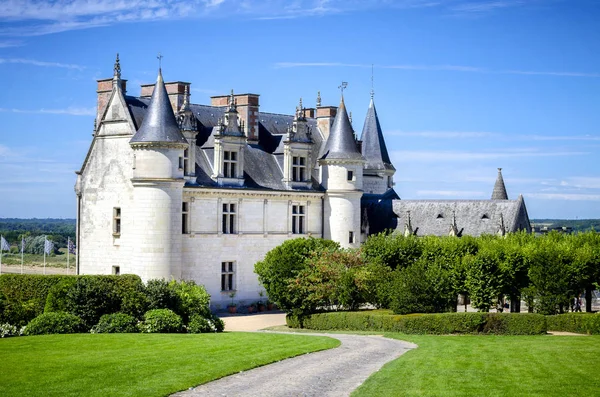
[222,203,236,234]
[182,202,189,234]
[112,266,120,275]
[224,151,237,178]
[183,149,189,174]
[221,261,235,291]
[347,170,354,181]
[349,231,354,244]
[178,156,184,170]
[292,205,305,234]
[113,207,121,236]
[292,156,306,182]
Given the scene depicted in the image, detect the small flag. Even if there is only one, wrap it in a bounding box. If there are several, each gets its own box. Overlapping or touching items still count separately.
[0,236,9,252]
[44,238,54,255]
[21,238,25,253]
[68,239,76,255]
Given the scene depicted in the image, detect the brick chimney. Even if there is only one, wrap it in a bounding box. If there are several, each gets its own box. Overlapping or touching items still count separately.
[316,106,337,140]
[303,108,316,118]
[96,78,127,121]
[141,81,190,113]
[211,93,260,141]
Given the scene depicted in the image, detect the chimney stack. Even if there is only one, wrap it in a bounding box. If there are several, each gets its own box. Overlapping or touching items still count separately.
[211,93,260,141]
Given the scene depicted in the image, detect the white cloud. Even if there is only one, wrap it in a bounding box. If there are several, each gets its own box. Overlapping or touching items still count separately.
[558,177,600,190]
[0,57,83,70]
[387,130,497,139]
[0,107,95,116]
[391,149,589,163]
[527,193,600,201]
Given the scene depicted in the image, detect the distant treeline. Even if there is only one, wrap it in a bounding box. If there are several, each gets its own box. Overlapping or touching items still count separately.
[0,218,76,249]
[531,219,600,232]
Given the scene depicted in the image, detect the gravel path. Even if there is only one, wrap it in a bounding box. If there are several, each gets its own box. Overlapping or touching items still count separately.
[172,332,417,397]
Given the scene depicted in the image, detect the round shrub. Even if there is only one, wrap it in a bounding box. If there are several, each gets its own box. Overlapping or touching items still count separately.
[66,277,120,329]
[170,279,211,323]
[145,279,178,312]
[24,312,83,336]
[187,313,224,333]
[91,312,138,334]
[139,309,182,333]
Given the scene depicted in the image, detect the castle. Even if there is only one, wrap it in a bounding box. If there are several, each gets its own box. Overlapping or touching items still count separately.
[75,55,531,307]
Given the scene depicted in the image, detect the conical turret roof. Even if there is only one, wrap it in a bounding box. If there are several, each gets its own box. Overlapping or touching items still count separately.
[492,168,508,200]
[130,69,188,145]
[320,98,363,160]
[360,97,394,170]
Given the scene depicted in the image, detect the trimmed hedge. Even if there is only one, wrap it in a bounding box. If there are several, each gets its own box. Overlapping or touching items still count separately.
[546,313,600,335]
[287,311,547,335]
[23,312,84,335]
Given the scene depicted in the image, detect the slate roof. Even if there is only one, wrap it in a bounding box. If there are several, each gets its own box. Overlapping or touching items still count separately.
[492,168,509,200]
[361,189,401,235]
[360,98,395,171]
[392,196,531,237]
[320,98,364,161]
[129,70,188,145]
[125,93,323,192]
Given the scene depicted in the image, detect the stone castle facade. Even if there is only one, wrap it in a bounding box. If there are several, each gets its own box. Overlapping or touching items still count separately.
[75,56,530,307]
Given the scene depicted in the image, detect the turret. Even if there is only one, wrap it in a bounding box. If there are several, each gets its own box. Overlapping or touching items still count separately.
[319,93,365,248]
[360,93,395,194]
[129,67,188,281]
[212,90,246,187]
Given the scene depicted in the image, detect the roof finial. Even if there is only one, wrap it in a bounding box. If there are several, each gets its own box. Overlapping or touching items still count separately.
[349,111,352,125]
[113,53,121,80]
[338,81,348,98]
[296,97,304,120]
[316,91,321,107]
[370,63,374,99]
[228,89,236,111]
[157,52,163,70]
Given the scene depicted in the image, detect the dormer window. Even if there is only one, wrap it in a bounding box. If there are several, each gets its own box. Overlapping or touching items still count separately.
[436,214,444,219]
[224,151,237,178]
[481,214,489,220]
[292,156,306,182]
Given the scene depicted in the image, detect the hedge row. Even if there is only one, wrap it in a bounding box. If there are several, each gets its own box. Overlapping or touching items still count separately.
[286,311,547,335]
[546,313,600,335]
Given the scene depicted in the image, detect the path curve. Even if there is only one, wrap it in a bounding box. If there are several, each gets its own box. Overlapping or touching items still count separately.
[172,332,417,397]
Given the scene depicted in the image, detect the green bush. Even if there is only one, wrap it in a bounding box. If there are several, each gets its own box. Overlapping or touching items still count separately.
[23,312,83,335]
[546,313,600,335]
[170,279,211,323]
[187,313,224,333]
[44,278,77,313]
[145,279,178,312]
[91,313,138,334]
[287,311,547,335]
[65,277,121,330]
[139,309,183,333]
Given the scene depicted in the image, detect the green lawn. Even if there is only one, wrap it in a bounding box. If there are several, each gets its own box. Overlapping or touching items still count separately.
[0,332,339,397]
[353,334,600,397]
[1,248,73,268]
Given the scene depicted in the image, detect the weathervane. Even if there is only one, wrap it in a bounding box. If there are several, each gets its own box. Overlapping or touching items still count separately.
[338,81,348,97]
[370,64,374,99]
[157,52,163,69]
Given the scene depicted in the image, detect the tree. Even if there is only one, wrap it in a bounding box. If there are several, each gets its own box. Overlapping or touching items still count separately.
[464,248,503,312]
[254,238,339,312]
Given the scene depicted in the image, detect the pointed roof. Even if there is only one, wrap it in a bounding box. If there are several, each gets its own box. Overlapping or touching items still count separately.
[492,168,508,200]
[130,69,188,145]
[320,97,363,160]
[360,97,394,170]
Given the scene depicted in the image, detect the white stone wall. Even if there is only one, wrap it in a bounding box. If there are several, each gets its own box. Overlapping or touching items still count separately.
[319,162,364,191]
[323,191,362,249]
[180,189,323,307]
[78,135,135,275]
[363,171,394,195]
[133,148,184,180]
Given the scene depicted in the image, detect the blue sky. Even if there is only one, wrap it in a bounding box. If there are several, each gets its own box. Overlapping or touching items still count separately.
[0,0,599,219]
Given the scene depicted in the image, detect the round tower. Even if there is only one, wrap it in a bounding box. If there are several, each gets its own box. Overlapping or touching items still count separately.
[129,68,189,281]
[319,96,365,248]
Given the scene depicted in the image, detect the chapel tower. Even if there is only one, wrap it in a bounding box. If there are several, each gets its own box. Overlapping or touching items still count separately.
[319,95,365,248]
[128,68,188,280]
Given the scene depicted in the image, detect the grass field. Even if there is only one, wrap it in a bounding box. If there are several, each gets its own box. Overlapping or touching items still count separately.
[353,334,600,397]
[0,248,73,268]
[0,332,339,397]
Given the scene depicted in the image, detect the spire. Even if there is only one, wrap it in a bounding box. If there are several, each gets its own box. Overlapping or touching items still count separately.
[316,91,321,107]
[130,69,188,145]
[295,97,305,121]
[449,210,460,237]
[320,96,363,160]
[360,96,394,171]
[219,89,243,136]
[177,85,197,132]
[112,53,121,88]
[497,213,506,237]
[492,168,508,200]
